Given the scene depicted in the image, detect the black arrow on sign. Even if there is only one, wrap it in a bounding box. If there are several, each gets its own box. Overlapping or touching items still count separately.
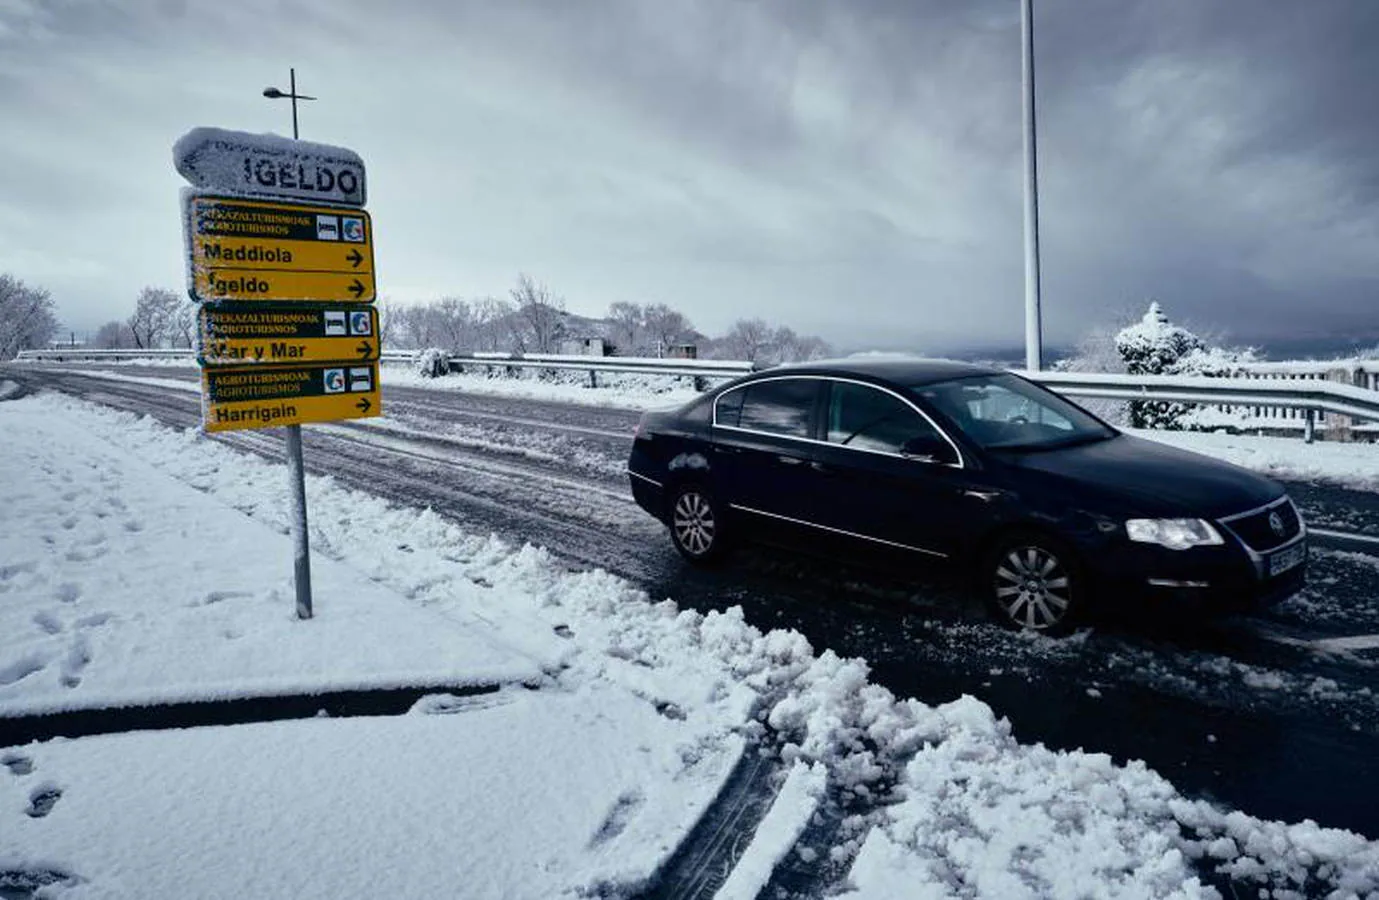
[356,341,373,359]
[346,249,364,268]
[355,396,372,413]
[348,279,365,298]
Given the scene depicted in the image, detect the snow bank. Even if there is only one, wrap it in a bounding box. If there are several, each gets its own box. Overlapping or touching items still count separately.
[1134,428,1379,492]
[848,696,1379,898]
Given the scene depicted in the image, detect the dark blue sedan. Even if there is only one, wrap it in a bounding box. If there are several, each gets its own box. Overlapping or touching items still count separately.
[627,359,1307,632]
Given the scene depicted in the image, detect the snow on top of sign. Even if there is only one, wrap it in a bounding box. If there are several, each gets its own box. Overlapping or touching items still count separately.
[174,126,366,205]
[174,126,364,170]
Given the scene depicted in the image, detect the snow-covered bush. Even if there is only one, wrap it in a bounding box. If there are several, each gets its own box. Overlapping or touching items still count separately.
[413,347,450,378]
[1114,302,1253,430]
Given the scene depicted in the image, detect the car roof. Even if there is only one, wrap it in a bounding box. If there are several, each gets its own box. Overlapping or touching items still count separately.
[754,356,1002,386]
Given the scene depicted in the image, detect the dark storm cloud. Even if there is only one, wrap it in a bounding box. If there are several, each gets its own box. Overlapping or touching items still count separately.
[0,0,1375,352]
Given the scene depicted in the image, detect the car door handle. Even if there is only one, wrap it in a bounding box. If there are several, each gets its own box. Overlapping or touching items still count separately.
[809,461,835,475]
[778,455,805,465]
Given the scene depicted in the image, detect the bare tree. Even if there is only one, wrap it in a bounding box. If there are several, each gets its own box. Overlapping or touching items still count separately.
[642,303,692,356]
[721,317,774,363]
[93,320,135,349]
[127,286,179,349]
[0,274,58,359]
[607,301,644,356]
[170,299,198,349]
[510,273,566,353]
[431,297,474,350]
[473,295,513,352]
[769,326,832,364]
[377,301,399,346]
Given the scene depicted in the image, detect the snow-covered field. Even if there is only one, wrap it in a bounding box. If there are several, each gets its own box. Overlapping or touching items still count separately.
[3,391,1379,897]
[383,363,709,409]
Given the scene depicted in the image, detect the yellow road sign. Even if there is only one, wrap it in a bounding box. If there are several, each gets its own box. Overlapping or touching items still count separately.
[199,304,379,365]
[186,195,376,304]
[202,363,381,433]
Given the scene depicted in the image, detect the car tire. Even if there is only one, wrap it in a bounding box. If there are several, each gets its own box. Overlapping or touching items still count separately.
[982,532,1082,634]
[668,484,727,564]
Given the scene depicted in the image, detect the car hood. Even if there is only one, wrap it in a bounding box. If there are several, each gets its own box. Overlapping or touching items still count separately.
[1001,433,1283,519]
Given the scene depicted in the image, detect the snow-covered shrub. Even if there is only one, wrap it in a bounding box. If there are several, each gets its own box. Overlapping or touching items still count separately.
[1115,302,1253,430]
[413,347,450,378]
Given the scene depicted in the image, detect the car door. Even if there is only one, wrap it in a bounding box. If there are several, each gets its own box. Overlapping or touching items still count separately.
[807,379,991,560]
[711,377,826,541]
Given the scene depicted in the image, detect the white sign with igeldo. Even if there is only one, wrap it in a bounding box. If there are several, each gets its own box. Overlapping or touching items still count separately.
[174,127,367,207]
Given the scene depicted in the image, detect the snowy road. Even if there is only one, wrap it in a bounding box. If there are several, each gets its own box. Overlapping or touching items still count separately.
[8,364,1379,842]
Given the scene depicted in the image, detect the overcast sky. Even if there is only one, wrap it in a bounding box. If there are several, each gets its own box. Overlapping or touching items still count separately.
[1,0,1376,355]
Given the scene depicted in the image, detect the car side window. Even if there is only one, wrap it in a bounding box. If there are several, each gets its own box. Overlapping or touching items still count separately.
[714,387,746,427]
[826,382,943,454]
[735,379,817,438]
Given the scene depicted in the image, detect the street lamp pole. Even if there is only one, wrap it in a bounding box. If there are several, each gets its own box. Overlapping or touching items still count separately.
[262,69,317,619]
[1021,0,1044,372]
[263,67,317,141]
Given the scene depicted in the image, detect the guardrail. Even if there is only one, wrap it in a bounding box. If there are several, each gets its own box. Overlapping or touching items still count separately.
[16,348,195,362]
[14,347,756,385]
[1020,370,1379,442]
[440,351,755,383]
[14,348,1377,441]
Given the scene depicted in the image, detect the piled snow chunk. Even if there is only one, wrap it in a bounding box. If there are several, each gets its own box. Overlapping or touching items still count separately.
[847,696,1379,898]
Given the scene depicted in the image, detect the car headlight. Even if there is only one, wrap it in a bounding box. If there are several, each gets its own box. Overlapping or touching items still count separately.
[1125,518,1224,551]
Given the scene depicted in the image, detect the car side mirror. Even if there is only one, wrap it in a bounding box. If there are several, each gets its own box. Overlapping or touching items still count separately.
[901,435,956,465]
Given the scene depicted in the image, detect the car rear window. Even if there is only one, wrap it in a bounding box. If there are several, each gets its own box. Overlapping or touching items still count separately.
[735,379,817,438]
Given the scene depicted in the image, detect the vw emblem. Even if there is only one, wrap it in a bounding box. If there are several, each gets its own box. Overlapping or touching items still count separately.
[1268,511,1286,537]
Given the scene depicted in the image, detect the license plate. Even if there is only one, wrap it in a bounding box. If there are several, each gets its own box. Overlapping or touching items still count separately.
[1268,542,1306,577]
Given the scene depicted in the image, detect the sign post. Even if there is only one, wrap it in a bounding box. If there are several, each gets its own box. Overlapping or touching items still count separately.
[175,112,378,621]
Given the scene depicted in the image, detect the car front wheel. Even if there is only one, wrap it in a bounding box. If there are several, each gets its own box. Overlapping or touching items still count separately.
[985,534,1081,633]
[669,485,726,563]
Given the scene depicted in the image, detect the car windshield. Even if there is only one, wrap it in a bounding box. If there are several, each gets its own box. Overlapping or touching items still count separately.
[913,373,1115,451]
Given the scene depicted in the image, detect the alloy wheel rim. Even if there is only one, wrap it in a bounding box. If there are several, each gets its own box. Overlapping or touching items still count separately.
[994,545,1071,630]
[673,492,716,556]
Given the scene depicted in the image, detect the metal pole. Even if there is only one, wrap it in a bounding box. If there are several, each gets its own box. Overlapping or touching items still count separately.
[286,66,311,618]
[285,424,313,618]
[1021,0,1044,372]
[290,68,299,140]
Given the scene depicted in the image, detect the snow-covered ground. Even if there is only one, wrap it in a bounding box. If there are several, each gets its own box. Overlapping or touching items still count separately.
[0,396,548,716]
[4,391,1379,897]
[383,363,709,409]
[0,392,747,897]
[1134,427,1379,492]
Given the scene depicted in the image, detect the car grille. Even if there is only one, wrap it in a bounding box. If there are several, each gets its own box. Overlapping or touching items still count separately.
[1221,500,1302,553]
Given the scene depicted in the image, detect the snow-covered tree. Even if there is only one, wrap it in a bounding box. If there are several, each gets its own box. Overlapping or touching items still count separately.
[0,274,58,359]
[93,320,135,349]
[1114,301,1253,429]
[127,286,179,349]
